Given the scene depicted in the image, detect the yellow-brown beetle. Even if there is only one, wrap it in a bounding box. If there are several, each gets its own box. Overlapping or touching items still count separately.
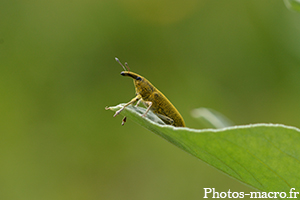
[113,57,185,127]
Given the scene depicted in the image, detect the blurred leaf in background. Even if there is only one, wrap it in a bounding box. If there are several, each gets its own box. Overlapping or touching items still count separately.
[0,0,300,200]
[284,0,300,12]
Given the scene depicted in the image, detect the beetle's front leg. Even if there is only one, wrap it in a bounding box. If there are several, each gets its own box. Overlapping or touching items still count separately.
[135,98,142,107]
[114,94,142,117]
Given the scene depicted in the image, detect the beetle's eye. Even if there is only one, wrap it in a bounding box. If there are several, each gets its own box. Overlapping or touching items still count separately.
[136,77,142,81]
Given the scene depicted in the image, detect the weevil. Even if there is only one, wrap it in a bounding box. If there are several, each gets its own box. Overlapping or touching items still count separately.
[112,57,185,127]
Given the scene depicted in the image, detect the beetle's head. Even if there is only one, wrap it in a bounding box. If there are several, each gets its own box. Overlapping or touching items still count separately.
[115,57,144,82]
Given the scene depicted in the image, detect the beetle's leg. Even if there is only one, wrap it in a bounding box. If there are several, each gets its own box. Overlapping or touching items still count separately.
[114,94,141,117]
[142,101,152,117]
[121,116,127,126]
[155,114,174,125]
[135,98,142,107]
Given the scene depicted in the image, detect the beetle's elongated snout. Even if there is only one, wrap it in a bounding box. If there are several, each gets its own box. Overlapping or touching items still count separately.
[120,71,126,76]
[121,71,138,80]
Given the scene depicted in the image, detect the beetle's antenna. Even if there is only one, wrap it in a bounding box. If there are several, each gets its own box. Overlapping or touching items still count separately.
[115,57,127,71]
[125,62,130,72]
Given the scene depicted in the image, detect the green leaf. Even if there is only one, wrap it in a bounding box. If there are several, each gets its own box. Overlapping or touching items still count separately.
[106,104,300,195]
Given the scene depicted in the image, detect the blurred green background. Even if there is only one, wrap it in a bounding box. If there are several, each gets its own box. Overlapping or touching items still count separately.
[1,0,300,199]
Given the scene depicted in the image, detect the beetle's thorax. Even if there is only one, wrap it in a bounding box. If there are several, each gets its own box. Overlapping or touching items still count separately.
[135,78,156,99]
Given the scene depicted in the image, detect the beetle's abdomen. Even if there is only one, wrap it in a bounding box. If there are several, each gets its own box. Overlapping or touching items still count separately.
[146,91,185,127]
